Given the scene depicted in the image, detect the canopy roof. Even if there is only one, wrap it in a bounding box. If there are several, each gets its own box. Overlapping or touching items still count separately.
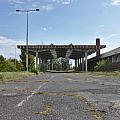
[17,44,106,59]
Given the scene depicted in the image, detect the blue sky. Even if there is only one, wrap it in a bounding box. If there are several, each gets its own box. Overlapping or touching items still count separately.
[0,0,120,58]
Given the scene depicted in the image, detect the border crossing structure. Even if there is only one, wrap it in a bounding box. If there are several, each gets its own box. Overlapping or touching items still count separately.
[17,38,106,72]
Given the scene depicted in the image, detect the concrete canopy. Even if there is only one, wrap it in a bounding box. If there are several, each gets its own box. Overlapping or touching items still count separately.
[17,44,106,59]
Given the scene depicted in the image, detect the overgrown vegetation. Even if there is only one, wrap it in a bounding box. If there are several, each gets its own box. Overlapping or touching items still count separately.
[0,48,35,72]
[0,55,23,72]
[0,72,34,83]
[94,60,112,71]
[20,48,35,71]
[52,58,71,71]
[91,71,120,77]
[30,67,38,74]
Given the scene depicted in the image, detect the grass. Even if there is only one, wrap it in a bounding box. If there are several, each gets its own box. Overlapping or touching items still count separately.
[33,91,49,95]
[0,72,35,83]
[65,86,79,91]
[89,108,104,120]
[89,71,120,77]
[35,104,54,116]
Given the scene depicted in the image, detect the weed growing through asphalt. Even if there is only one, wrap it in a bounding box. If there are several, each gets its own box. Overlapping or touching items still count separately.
[89,108,104,120]
[35,104,54,116]
[65,86,79,91]
[0,72,35,83]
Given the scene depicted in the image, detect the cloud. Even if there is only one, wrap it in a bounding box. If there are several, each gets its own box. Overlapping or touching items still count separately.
[8,0,25,4]
[0,36,24,59]
[110,0,120,6]
[62,0,72,5]
[8,0,74,10]
[41,4,54,11]
[8,0,34,4]
[52,0,73,5]
[98,25,105,28]
[106,33,119,40]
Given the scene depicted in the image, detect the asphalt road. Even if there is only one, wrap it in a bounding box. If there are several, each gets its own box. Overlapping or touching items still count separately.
[0,73,120,120]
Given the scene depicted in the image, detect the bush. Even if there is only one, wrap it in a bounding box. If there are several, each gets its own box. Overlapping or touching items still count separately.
[0,74,4,82]
[30,68,38,74]
[94,60,111,71]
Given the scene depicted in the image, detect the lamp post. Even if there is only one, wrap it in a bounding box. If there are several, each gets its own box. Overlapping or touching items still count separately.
[16,9,39,72]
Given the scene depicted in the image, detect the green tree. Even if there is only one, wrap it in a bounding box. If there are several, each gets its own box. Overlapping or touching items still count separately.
[0,55,17,72]
[53,58,61,71]
[0,55,6,72]
[8,58,24,71]
[61,58,70,71]
[53,58,70,71]
[20,48,35,71]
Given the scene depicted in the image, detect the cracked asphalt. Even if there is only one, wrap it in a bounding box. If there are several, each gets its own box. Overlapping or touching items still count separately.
[0,72,120,120]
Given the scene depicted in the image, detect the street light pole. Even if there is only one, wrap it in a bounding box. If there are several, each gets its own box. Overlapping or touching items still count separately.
[16,9,39,72]
[26,11,29,72]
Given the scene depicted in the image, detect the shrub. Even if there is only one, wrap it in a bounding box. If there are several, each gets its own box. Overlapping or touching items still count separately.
[30,68,38,74]
[94,60,111,71]
[0,73,4,82]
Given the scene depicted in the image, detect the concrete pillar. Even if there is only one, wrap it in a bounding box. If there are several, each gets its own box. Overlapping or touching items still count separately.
[77,59,79,68]
[82,57,84,71]
[39,57,41,67]
[39,56,41,69]
[42,59,47,72]
[36,51,38,69]
[80,58,82,71]
[50,59,52,70]
[85,52,88,72]
[50,49,57,59]
[75,59,77,70]
[77,59,80,70]
[52,59,54,71]
[44,59,48,70]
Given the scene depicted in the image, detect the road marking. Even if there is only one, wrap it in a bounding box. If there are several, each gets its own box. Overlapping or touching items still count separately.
[67,78,72,81]
[16,83,47,107]
[17,100,25,107]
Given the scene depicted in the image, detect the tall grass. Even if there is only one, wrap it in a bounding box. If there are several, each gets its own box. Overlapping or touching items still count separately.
[0,72,35,83]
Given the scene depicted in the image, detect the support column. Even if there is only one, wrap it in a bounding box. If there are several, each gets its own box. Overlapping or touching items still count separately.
[36,51,38,69]
[82,57,84,71]
[50,49,57,59]
[78,59,80,70]
[52,59,54,71]
[39,57,41,69]
[50,59,52,70]
[85,52,88,72]
[66,49,72,58]
[75,59,77,70]
[80,58,82,71]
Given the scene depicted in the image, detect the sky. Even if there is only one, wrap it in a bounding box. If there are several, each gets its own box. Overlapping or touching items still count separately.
[0,0,120,59]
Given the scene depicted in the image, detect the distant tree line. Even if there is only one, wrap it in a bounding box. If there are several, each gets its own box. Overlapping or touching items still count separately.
[52,58,71,71]
[0,48,35,72]
[0,48,72,72]
[0,55,23,72]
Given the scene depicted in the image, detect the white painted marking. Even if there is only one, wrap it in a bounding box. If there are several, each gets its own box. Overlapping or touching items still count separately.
[67,78,72,81]
[16,83,46,107]
[17,100,25,107]
[2,93,18,96]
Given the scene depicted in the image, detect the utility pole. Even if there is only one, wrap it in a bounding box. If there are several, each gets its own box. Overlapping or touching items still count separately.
[16,9,39,72]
